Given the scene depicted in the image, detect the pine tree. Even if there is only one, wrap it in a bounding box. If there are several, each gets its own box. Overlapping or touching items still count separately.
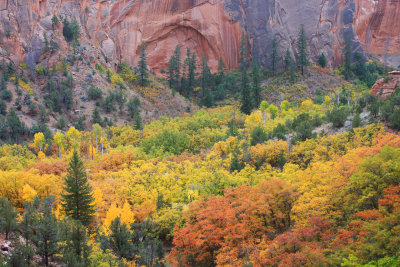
[32,197,60,267]
[217,57,226,84]
[239,33,252,115]
[43,32,49,52]
[318,53,327,68]
[91,108,102,125]
[62,220,91,266]
[7,108,23,142]
[0,197,18,240]
[270,37,279,75]
[105,217,132,260]
[252,59,261,109]
[343,35,353,80]
[61,150,95,226]
[127,97,140,119]
[284,49,292,71]
[184,49,197,96]
[134,112,142,130]
[297,25,309,75]
[167,55,176,90]
[167,46,182,91]
[352,112,362,128]
[138,42,148,86]
[230,154,244,173]
[200,53,212,106]
[173,46,181,91]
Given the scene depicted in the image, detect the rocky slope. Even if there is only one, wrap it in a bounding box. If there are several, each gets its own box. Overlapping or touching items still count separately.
[0,0,399,73]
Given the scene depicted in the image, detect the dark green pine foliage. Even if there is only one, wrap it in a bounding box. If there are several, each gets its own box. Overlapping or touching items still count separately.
[167,46,182,92]
[270,37,279,75]
[214,58,227,101]
[284,48,296,81]
[127,97,141,119]
[227,119,239,137]
[134,113,143,130]
[343,36,353,80]
[61,150,95,226]
[104,217,132,260]
[91,107,102,125]
[184,49,197,96]
[32,197,60,267]
[239,33,253,115]
[62,220,91,267]
[284,48,292,71]
[230,154,244,173]
[318,53,327,68]
[0,197,18,240]
[297,25,309,75]
[200,53,213,107]
[7,108,23,142]
[250,126,267,146]
[138,42,149,86]
[252,59,262,109]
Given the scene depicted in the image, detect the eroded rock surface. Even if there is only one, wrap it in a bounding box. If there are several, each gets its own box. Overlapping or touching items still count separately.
[0,0,398,71]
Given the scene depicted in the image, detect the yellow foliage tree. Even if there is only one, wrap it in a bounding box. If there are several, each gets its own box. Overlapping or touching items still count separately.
[53,132,65,159]
[22,184,37,203]
[33,132,45,152]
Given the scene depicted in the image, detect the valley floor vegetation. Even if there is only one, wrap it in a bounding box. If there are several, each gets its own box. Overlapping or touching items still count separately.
[1,92,400,266]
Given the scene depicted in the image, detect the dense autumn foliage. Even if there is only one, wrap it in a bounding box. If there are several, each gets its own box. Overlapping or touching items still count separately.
[1,104,400,266]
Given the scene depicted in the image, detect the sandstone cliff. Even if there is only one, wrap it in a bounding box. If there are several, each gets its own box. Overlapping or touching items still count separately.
[0,0,398,72]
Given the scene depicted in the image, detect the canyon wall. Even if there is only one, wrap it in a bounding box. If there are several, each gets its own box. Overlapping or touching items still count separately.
[0,0,398,72]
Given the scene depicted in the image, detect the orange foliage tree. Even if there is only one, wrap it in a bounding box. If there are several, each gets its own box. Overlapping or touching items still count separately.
[169,180,297,266]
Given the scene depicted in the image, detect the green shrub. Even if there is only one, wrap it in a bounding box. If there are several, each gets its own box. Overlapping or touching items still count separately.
[141,130,189,156]
[390,109,400,130]
[0,99,6,115]
[327,106,350,128]
[63,18,80,42]
[1,90,12,102]
[250,126,267,146]
[352,112,362,128]
[87,86,102,101]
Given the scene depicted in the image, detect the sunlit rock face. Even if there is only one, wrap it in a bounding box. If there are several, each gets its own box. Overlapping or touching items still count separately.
[0,0,398,71]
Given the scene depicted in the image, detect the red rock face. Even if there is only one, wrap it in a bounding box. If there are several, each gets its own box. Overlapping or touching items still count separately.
[371,71,400,100]
[0,0,399,73]
[107,0,242,72]
[354,0,400,55]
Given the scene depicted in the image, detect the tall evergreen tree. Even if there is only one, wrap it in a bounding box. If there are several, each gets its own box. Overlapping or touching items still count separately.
[104,217,132,260]
[270,37,279,75]
[0,197,18,240]
[252,59,261,109]
[239,33,252,115]
[134,111,143,131]
[318,53,327,68]
[200,54,211,96]
[61,150,95,226]
[7,108,23,142]
[284,48,292,71]
[32,197,60,267]
[215,57,227,101]
[297,25,309,75]
[138,42,148,86]
[173,46,181,90]
[343,35,353,80]
[183,49,197,96]
[91,107,102,125]
[62,220,91,267]
[217,57,226,84]
[167,46,182,91]
[187,50,197,96]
